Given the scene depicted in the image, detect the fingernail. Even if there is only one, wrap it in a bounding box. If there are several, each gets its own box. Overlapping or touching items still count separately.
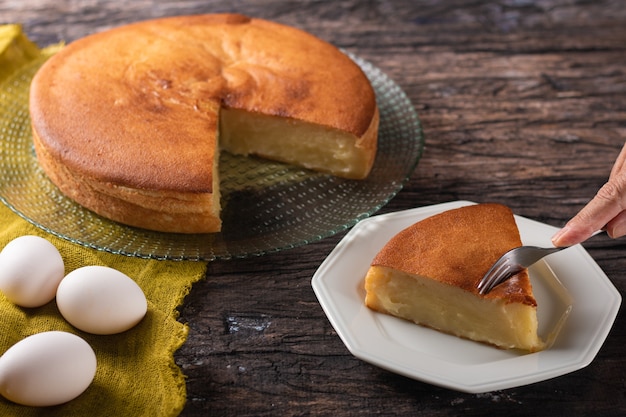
[551,226,570,246]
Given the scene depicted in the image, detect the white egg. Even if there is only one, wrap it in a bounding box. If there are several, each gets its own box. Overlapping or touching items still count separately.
[0,331,96,407]
[56,265,148,335]
[0,235,65,308]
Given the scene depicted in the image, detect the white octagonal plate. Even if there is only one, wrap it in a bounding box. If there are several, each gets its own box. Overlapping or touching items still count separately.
[311,201,621,393]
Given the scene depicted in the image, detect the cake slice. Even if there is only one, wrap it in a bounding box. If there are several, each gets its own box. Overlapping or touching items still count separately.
[364,203,545,352]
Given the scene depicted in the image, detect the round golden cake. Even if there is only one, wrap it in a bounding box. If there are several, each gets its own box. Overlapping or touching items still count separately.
[29,14,379,233]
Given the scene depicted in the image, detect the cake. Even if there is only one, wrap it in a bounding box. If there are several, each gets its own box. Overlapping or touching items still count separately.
[29,14,379,233]
[364,203,545,352]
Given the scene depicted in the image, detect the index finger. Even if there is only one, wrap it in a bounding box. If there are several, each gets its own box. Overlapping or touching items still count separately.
[553,173,626,246]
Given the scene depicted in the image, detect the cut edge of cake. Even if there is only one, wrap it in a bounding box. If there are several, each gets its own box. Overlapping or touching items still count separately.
[365,266,545,352]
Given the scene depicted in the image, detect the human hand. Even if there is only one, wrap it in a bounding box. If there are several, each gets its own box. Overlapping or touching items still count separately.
[552,142,626,247]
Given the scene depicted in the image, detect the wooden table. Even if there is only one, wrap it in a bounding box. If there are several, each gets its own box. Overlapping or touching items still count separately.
[2,1,625,415]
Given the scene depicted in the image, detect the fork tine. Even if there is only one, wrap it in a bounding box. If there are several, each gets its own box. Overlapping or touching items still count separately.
[479,261,525,294]
[479,258,525,294]
[478,258,507,289]
[477,257,509,294]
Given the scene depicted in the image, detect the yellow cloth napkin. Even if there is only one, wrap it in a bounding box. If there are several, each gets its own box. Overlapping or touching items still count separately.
[0,25,206,416]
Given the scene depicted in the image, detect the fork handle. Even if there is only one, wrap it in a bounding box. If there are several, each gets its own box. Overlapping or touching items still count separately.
[518,246,565,268]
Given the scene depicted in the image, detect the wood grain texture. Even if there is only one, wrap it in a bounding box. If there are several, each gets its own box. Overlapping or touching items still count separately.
[2,0,626,415]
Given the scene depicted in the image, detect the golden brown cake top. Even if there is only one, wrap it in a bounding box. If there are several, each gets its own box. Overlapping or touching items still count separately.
[371,203,537,305]
[29,14,377,193]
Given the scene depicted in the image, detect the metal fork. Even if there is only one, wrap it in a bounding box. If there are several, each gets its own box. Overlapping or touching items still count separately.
[477,246,566,295]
